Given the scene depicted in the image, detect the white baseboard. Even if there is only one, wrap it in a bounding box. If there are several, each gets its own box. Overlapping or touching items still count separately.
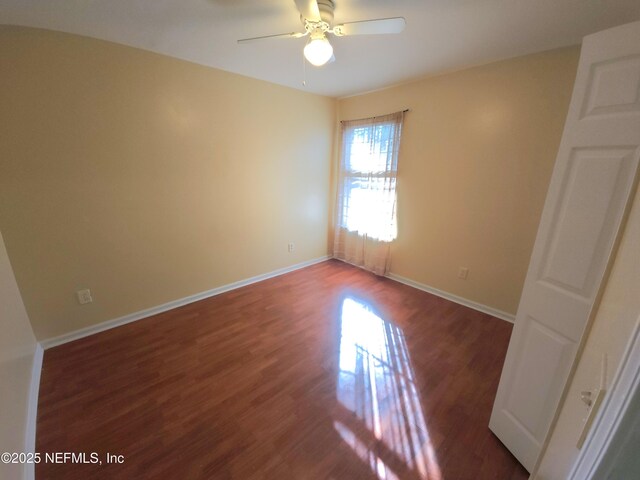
[24,342,43,480]
[386,272,515,323]
[41,256,331,349]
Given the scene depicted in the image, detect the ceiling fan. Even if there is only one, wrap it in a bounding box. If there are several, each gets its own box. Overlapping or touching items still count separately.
[237,0,406,67]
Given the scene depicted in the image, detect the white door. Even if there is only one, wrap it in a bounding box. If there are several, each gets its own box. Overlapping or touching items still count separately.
[490,20,640,472]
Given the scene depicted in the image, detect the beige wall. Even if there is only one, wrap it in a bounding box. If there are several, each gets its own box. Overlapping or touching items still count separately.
[0,27,335,340]
[0,26,580,341]
[337,47,580,315]
[534,184,640,479]
[0,231,38,480]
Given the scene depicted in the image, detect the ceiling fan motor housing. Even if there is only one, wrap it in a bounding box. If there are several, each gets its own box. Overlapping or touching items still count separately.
[302,0,335,35]
[317,0,335,25]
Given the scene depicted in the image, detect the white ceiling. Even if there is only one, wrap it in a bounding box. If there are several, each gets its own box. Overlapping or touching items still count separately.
[2,0,640,97]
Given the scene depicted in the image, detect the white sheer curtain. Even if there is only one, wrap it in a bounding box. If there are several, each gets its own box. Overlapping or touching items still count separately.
[333,111,404,275]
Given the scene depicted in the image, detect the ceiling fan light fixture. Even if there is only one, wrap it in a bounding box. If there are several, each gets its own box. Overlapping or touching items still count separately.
[303,34,333,66]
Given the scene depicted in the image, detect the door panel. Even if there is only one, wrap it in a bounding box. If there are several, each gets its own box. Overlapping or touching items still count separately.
[580,56,640,118]
[490,21,640,472]
[539,148,637,296]
[505,317,574,440]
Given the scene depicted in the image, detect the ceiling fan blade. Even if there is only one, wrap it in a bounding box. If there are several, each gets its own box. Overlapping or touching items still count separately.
[293,0,321,22]
[237,31,307,44]
[333,17,406,36]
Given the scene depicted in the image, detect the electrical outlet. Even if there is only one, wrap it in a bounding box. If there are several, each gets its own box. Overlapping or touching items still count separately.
[76,289,93,305]
[458,267,469,280]
[288,242,295,253]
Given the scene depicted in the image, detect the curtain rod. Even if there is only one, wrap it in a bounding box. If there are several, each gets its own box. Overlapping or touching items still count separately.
[340,109,409,124]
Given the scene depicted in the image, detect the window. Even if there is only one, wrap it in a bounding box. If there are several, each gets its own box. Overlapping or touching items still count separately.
[336,112,404,242]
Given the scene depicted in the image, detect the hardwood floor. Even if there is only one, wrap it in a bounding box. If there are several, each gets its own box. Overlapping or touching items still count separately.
[36,259,528,479]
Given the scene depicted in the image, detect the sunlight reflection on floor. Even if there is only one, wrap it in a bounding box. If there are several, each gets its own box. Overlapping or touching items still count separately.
[335,297,442,480]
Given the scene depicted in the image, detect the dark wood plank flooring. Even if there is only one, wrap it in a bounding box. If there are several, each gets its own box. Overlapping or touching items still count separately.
[36,259,528,479]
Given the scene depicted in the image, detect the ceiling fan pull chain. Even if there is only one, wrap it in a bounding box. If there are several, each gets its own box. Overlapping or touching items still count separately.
[302,37,308,87]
